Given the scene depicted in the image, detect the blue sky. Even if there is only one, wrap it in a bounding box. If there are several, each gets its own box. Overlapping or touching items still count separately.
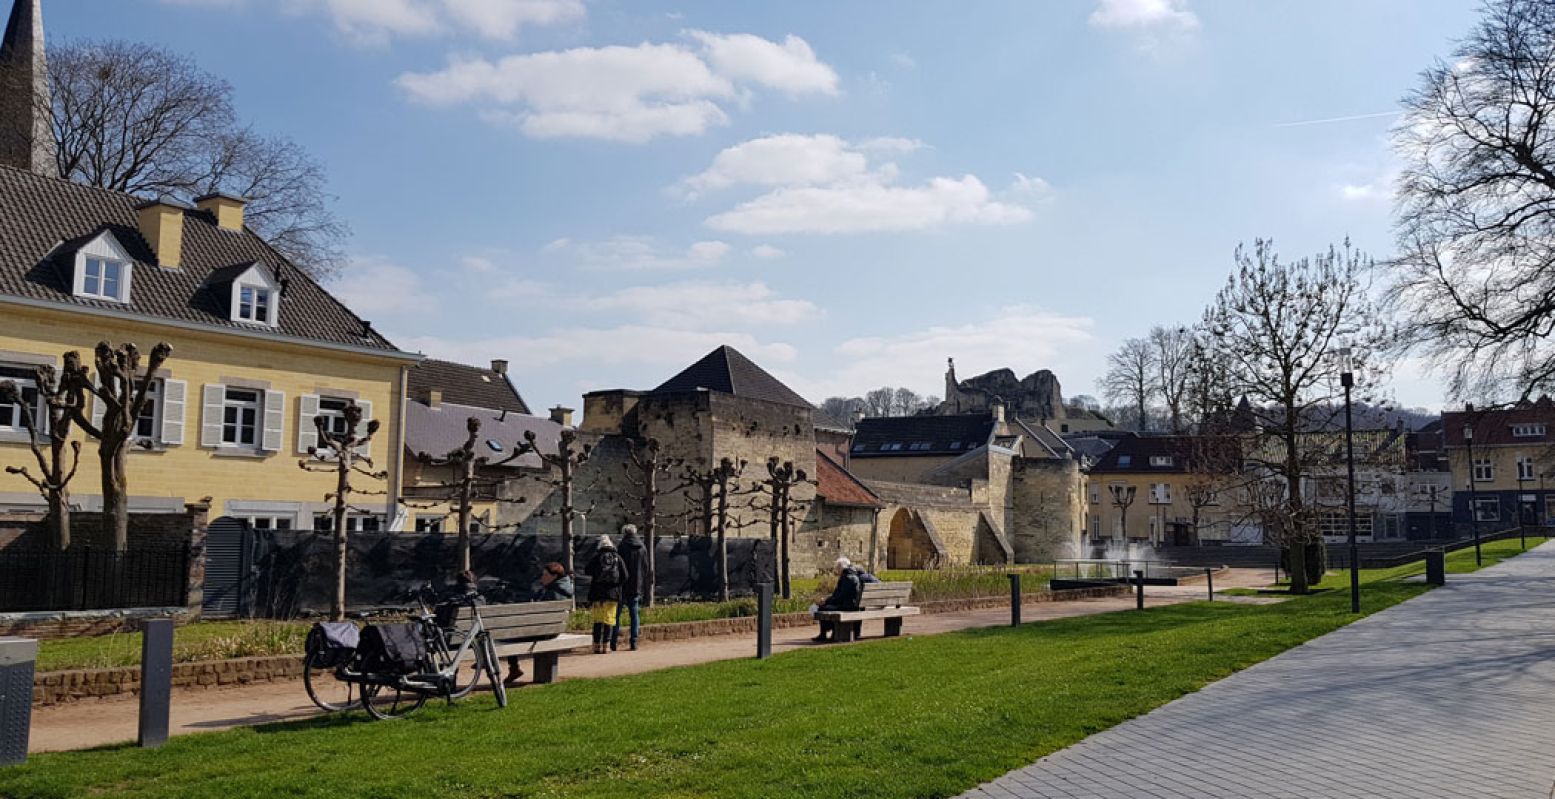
[45,0,1481,412]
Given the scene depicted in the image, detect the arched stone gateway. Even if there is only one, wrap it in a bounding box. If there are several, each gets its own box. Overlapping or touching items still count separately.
[886,507,938,569]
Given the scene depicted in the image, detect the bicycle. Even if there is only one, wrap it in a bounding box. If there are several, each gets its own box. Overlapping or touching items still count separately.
[302,583,507,718]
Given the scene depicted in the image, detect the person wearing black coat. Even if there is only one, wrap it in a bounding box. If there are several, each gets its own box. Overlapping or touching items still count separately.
[585,538,628,654]
[611,525,647,651]
[814,557,864,642]
[504,562,575,686]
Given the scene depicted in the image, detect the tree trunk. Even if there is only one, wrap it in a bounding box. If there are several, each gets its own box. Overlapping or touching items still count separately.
[642,469,657,608]
[715,478,729,602]
[456,459,473,574]
[102,439,129,551]
[331,453,351,622]
[47,433,70,551]
[780,487,792,599]
[1282,419,1310,594]
[560,460,575,574]
[768,483,780,586]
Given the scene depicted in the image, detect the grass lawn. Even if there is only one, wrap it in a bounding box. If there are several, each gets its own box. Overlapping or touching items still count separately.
[1213,536,1552,596]
[4,580,1432,799]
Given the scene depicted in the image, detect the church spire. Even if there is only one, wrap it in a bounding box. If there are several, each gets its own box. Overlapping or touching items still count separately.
[0,0,58,177]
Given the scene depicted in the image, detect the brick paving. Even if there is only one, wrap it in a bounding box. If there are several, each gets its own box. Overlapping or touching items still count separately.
[960,542,1555,799]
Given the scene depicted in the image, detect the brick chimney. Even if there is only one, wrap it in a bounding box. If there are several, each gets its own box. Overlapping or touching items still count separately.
[549,406,574,427]
[490,359,508,376]
[135,198,187,269]
[194,191,246,232]
[428,389,442,408]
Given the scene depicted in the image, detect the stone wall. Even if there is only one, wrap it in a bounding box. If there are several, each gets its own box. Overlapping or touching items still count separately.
[34,654,304,706]
[794,501,879,575]
[1008,458,1085,561]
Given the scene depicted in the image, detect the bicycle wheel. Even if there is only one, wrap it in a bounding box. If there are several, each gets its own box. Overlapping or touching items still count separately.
[443,632,486,700]
[483,634,507,708]
[302,648,356,713]
[360,679,427,721]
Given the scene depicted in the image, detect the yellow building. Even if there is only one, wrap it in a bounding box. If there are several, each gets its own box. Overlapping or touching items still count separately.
[1085,435,1240,547]
[0,165,420,529]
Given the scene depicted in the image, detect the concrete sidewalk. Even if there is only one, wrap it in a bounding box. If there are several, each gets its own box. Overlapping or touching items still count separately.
[30,572,1271,753]
[960,542,1555,799]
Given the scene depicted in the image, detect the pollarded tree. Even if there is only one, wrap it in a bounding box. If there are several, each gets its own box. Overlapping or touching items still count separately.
[72,341,172,552]
[1202,239,1390,593]
[1390,0,1555,400]
[298,402,384,622]
[0,354,90,549]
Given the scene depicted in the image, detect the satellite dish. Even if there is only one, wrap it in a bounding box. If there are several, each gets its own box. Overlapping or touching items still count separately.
[486,439,504,453]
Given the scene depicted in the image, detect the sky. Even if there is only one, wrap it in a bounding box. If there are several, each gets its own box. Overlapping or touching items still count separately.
[41,0,1484,413]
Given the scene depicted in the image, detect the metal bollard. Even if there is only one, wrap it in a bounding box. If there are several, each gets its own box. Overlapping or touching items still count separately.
[1425,550,1446,586]
[139,619,174,748]
[1008,573,1021,627]
[1206,567,1214,601]
[1134,569,1146,610]
[756,582,773,660]
[0,637,37,766]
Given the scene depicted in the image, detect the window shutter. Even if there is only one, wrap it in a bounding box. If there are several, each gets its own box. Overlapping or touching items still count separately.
[200,384,225,447]
[261,390,285,452]
[161,379,186,445]
[91,394,105,431]
[354,399,374,458]
[297,394,319,454]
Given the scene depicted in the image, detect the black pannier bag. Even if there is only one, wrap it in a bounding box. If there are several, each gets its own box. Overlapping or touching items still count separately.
[357,623,427,675]
[306,621,360,668]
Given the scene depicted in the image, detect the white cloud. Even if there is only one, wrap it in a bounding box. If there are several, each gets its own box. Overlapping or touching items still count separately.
[782,306,1096,400]
[683,134,1040,235]
[561,236,733,270]
[706,174,1033,235]
[394,328,797,376]
[283,0,582,45]
[751,244,786,259]
[582,281,819,327]
[685,30,840,97]
[1088,0,1199,31]
[889,53,917,70]
[1339,183,1382,201]
[333,257,434,316]
[397,33,836,142]
[461,255,499,272]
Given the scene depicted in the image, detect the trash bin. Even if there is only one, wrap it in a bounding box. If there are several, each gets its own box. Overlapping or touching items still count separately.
[0,637,38,766]
[1425,550,1446,586]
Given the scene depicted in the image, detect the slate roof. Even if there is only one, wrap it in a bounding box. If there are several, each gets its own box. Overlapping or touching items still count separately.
[814,449,883,508]
[851,413,995,457]
[0,165,403,353]
[404,400,559,470]
[651,345,810,407]
[1442,399,1555,447]
[408,359,530,415]
[1089,434,1241,474]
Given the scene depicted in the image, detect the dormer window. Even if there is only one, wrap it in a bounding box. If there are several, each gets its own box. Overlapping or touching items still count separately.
[238,285,272,324]
[216,262,281,327]
[70,231,134,304]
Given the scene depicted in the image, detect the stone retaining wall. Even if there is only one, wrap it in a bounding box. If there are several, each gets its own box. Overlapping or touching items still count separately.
[32,585,1128,705]
[0,607,194,639]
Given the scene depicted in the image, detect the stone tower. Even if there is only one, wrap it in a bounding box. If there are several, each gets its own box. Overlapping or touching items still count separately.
[0,0,57,177]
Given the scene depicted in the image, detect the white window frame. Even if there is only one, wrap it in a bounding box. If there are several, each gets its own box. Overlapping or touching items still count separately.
[1512,423,1546,438]
[1473,458,1495,482]
[222,387,263,448]
[1149,483,1171,504]
[1473,497,1500,522]
[414,515,445,533]
[236,284,273,325]
[80,257,127,302]
[0,365,44,435]
[1518,456,1537,481]
[245,515,294,531]
[1149,455,1173,467]
[315,514,383,533]
[70,232,134,304]
[133,379,162,442]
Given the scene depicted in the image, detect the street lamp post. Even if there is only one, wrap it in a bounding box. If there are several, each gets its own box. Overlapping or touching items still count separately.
[1340,351,1360,614]
[1517,457,1529,550]
[1464,421,1482,566]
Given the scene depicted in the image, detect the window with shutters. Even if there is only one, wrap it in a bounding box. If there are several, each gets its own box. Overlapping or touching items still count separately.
[222,388,262,448]
[0,364,45,435]
[134,379,161,441]
[318,397,351,438]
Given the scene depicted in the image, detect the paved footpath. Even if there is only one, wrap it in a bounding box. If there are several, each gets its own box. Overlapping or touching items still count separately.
[961,542,1555,799]
[30,570,1275,752]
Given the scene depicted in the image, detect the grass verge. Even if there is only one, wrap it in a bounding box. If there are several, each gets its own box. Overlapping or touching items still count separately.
[6,580,1428,798]
[1213,537,1551,597]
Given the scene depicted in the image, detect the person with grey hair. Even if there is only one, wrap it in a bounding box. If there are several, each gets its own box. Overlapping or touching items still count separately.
[813,556,864,643]
[612,523,647,651]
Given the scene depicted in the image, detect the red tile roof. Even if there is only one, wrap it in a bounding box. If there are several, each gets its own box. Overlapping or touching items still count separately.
[814,449,882,508]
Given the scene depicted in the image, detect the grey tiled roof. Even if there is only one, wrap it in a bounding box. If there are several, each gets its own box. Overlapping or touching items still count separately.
[404,400,559,470]
[408,359,530,415]
[0,165,402,353]
[652,345,810,407]
[851,413,995,456]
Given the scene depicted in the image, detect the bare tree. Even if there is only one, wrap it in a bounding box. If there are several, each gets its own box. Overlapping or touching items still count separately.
[411,416,528,575]
[817,397,861,427]
[1107,483,1137,542]
[1389,0,1555,400]
[46,40,346,277]
[0,355,89,549]
[513,429,592,573]
[1151,326,1196,433]
[1102,337,1158,432]
[70,342,172,552]
[624,437,672,607]
[756,458,812,599]
[1202,239,1390,593]
[298,402,384,621]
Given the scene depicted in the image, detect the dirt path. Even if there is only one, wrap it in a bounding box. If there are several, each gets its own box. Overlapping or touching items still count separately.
[29,569,1275,753]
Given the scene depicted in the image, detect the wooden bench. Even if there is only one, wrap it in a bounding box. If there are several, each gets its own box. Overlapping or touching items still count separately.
[814,581,919,643]
[456,601,590,684]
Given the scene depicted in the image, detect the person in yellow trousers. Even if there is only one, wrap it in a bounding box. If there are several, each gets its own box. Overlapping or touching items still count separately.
[584,537,628,654]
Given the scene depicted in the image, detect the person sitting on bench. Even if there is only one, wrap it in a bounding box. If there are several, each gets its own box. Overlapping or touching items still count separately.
[813,557,864,642]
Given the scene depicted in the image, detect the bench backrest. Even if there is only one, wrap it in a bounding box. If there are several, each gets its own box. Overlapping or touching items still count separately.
[456,600,572,643]
[859,581,912,609]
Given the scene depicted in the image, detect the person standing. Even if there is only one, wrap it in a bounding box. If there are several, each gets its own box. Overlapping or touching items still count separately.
[612,525,647,651]
[584,537,627,654]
